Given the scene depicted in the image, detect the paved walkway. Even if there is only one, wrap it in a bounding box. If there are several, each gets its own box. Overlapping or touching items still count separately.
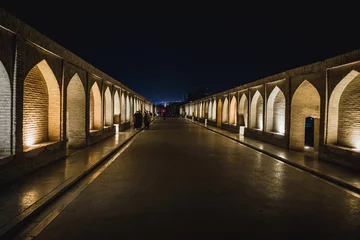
[0,124,146,237]
[186,118,360,193]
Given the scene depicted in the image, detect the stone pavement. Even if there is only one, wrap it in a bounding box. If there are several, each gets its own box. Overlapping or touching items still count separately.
[0,123,147,238]
[186,118,360,193]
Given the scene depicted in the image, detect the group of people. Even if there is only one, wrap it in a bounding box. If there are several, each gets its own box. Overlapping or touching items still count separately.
[133,111,152,130]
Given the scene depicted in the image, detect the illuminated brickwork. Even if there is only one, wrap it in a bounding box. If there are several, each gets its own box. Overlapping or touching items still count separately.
[0,62,11,156]
[66,74,85,148]
[266,86,285,134]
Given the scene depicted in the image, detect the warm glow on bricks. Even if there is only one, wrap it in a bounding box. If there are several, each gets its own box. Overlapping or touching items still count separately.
[250,90,263,130]
[266,86,285,134]
[0,61,11,156]
[222,98,229,123]
[229,96,237,125]
[328,70,360,149]
[23,60,60,149]
[90,82,102,131]
[238,94,248,128]
[290,80,320,150]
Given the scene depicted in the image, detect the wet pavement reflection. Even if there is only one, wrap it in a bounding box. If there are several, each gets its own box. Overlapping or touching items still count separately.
[0,127,139,230]
[35,118,360,239]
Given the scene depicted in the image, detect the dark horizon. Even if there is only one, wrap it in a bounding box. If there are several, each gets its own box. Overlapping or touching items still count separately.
[2,6,360,103]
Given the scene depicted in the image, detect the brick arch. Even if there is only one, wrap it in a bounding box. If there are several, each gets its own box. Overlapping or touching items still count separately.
[266,86,285,134]
[121,92,126,122]
[217,99,222,127]
[238,94,248,127]
[222,98,228,123]
[23,60,60,149]
[0,61,11,156]
[104,87,112,126]
[126,95,130,121]
[328,70,360,149]
[229,96,237,125]
[212,99,217,121]
[66,73,85,148]
[113,90,120,124]
[199,102,203,118]
[250,91,263,130]
[208,101,212,120]
[90,82,102,131]
[290,80,320,150]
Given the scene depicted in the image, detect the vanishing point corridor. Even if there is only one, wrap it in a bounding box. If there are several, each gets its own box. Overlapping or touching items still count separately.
[31,118,360,239]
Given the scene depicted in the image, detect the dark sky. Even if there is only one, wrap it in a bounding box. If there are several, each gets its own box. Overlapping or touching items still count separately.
[2,6,360,103]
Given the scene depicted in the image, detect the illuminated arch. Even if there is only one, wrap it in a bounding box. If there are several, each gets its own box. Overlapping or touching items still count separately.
[90,82,102,131]
[290,80,320,150]
[250,90,263,130]
[212,99,217,121]
[23,60,60,148]
[104,87,112,126]
[222,98,229,123]
[208,101,212,120]
[328,70,360,148]
[0,61,11,155]
[114,90,120,124]
[229,96,237,125]
[266,86,285,134]
[66,74,85,148]
[238,94,248,127]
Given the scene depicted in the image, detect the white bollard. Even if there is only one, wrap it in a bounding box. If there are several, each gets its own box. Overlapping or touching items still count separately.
[239,126,245,136]
[205,119,207,127]
[192,116,194,122]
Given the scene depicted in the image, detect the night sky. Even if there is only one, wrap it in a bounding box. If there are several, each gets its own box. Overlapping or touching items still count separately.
[2,6,360,103]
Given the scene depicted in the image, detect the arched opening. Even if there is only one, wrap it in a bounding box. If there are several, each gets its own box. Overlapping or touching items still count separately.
[290,80,320,150]
[250,91,263,130]
[0,61,11,156]
[208,101,212,120]
[199,103,203,118]
[238,94,248,127]
[104,87,112,127]
[229,96,237,125]
[113,90,120,124]
[217,99,222,127]
[266,86,285,134]
[328,70,360,149]
[66,74,85,148]
[126,95,130,121]
[121,92,126,123]
[222,98,229,123]
[212,100,217,121]
[90,82,102,131]
[23,60,60,149]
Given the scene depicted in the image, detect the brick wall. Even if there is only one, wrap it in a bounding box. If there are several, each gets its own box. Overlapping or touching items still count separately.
[273,90,285,133]
[126,95,130,121]
[66,74,85,148]
[104,87,112,126]
[23,66,49,146]
[0,61,11,155]
[222,98,228,123]
[338,76,360,148]
[250,91,263,129]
